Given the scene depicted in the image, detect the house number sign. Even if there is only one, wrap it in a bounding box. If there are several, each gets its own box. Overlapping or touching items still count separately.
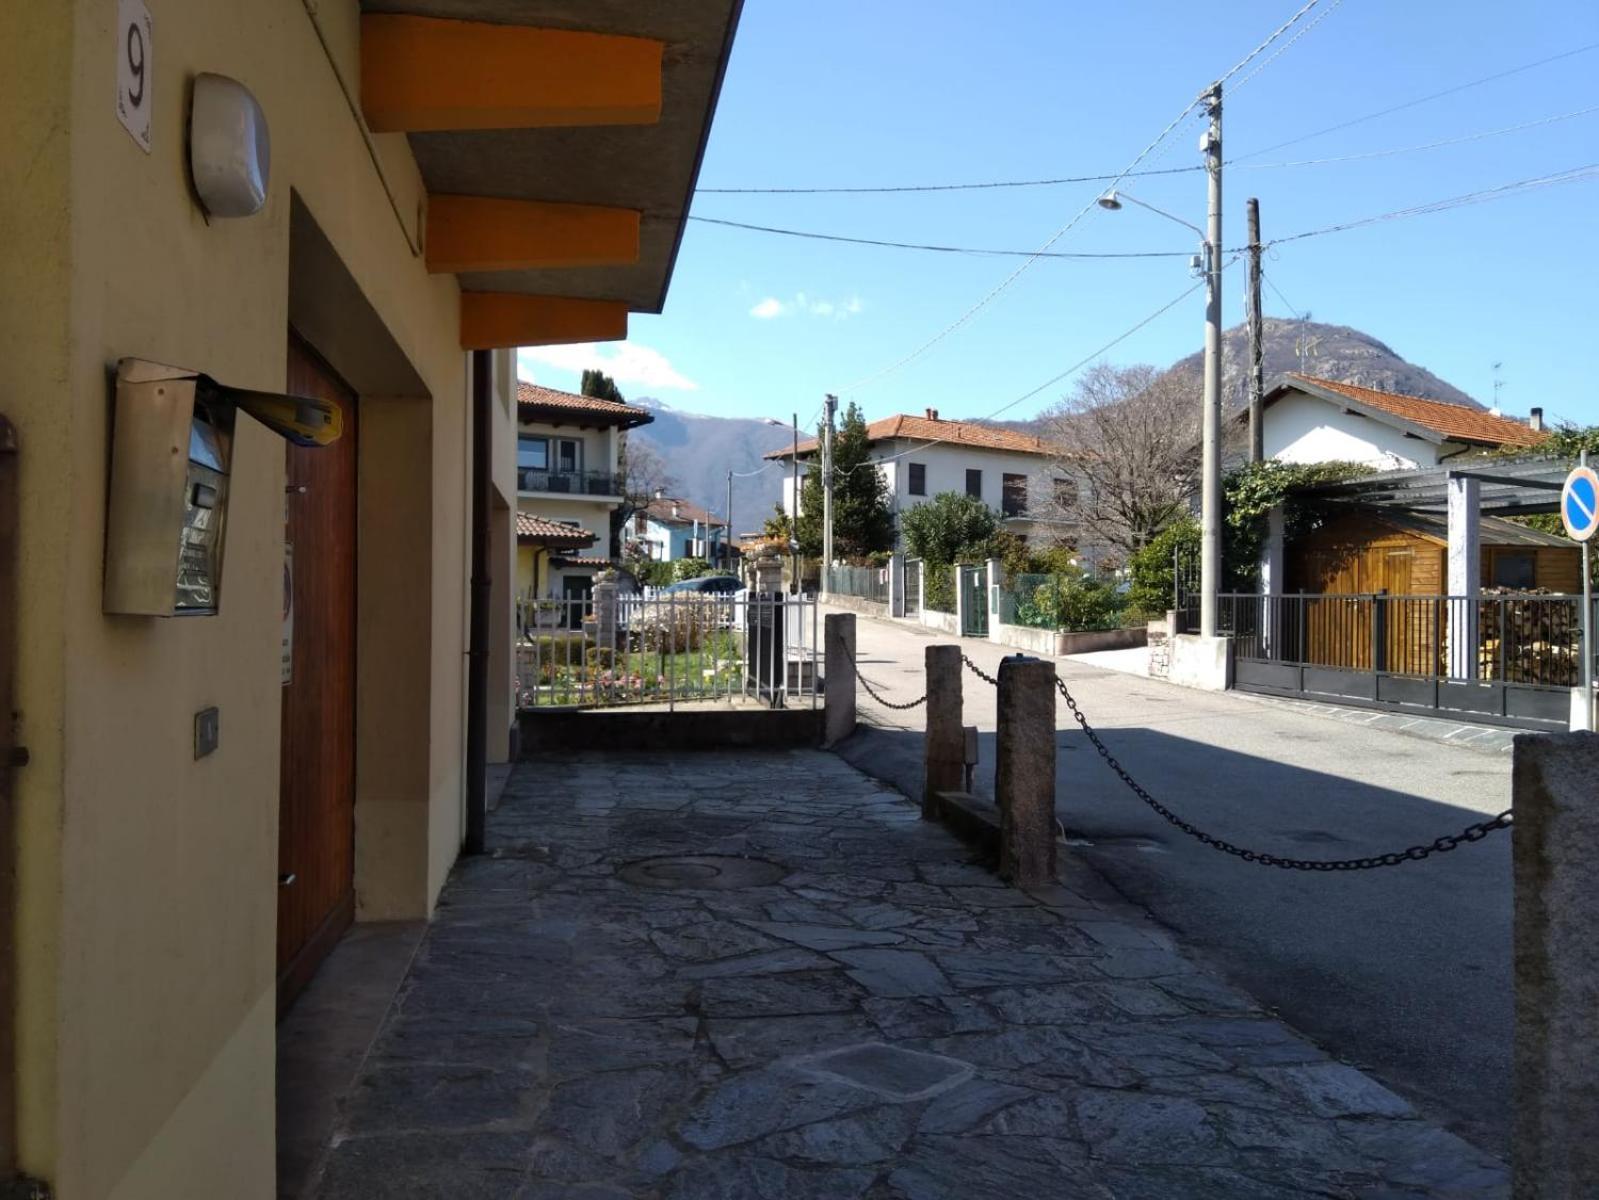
[115,0,153,152]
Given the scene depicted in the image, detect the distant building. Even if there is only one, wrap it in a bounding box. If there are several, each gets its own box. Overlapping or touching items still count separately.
[516,383,654,600]
[766,408,1074,550]
[632,494,728,563]
[1259,375,1546,469]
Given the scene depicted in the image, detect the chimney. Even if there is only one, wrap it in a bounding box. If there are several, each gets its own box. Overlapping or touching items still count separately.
[672,502,680,520]
[925,407,939,421]
[1529,407,1544,432]
[654,488,664,500]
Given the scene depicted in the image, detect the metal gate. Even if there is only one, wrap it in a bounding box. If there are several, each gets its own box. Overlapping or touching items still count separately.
[960,565,989,637]
[904,558,921,618]
[1220,591,1589,731]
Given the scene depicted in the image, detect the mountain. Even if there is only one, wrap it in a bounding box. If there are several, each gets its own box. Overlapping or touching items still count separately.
[627,398,795,535]
[983,319,1480,437]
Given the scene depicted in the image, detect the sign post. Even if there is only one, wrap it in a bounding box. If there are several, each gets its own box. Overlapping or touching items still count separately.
[1560,456,1598,730]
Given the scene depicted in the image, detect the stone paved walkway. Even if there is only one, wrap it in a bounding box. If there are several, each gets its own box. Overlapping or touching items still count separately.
[307,750,1508,1199]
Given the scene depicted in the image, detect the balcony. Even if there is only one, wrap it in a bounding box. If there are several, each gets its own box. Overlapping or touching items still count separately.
[518,468,622,498]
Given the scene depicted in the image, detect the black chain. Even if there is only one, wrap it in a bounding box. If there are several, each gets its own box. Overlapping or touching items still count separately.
[842,641,927,710]
[958,657,1513,871]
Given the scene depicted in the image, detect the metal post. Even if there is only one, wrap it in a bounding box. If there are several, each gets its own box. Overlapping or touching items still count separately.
[726,469,734,571]
[1584,451,1594,728]
[822,394,837,595]
[464,350,491,856]
[1199,82,1224,638]
[1246,196,1264,465]
[791,412,800,594]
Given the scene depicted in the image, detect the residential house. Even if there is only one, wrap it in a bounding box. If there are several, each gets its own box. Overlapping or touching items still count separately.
[1260,374,1546,468]
[517,512,601,605]
[767,409,1073,550]
[516,383,654,601]
[0,3,739,1196]
[632,494,729,563]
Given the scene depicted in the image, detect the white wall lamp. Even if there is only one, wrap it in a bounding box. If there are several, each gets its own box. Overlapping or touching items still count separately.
[189,73,270,218]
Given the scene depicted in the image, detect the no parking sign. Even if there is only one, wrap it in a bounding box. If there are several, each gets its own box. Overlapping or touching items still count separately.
[1561,465,1599,543]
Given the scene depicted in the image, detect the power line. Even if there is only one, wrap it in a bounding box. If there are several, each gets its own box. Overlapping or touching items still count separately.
[1261,271,1303,319]
[695,163,1599,263]
[832,274,1220,473]
[694,103,1599,196]
[688,216,1192,259]
[1230,0,1345,91]
[1233,40,1599,161]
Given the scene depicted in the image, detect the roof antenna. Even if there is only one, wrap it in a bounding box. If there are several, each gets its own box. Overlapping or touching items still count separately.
[1490,361,1504,416]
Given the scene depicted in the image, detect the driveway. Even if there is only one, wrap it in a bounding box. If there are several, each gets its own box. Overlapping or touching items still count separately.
[831,608,1515,1156]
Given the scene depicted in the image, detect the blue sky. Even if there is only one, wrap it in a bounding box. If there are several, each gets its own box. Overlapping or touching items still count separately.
[518,1,1599,429]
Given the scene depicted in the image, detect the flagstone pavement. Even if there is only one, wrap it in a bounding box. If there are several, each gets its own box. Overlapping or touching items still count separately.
[305,750,1508,1199]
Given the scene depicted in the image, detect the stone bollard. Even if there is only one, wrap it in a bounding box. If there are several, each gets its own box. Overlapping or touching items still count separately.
[752,545,784,595]
[591,573,618,654]
[995,656,1058,887]
[824,613,857,746]
[924,645,964,819]
[1512,731,1599,1198]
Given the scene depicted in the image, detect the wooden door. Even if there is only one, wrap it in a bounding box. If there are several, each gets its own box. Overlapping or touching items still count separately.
[277,336,358,1010]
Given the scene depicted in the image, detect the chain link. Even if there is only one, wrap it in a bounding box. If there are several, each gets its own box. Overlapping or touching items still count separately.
[841,640,927,710]
[958,656,1513,871]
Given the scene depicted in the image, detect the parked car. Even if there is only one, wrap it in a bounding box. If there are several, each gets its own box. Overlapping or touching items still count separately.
[661,574,742,595]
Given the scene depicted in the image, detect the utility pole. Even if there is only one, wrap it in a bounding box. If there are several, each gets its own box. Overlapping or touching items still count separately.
[1199,82,1224,638]
[1246,196,1264,465]
[725,469,733,571]
[821,394,838,596]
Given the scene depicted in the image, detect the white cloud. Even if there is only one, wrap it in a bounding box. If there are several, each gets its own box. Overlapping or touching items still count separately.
[516,341,698,391]
[747,292,865,322]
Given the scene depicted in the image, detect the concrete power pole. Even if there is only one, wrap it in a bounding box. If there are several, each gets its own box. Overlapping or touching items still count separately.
[725,469,733,570]
[1246,196,1264,465]
[791,412,800,593]
[821,394,838,595]
[1199,82,1224,638]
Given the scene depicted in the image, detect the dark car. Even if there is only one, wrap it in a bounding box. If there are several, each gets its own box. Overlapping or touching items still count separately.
[661,574,742,595]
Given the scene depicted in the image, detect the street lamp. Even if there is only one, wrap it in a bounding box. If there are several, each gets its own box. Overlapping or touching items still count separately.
[1094,82,1223,637]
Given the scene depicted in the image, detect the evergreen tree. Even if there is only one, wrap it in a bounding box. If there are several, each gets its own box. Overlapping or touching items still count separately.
[793,402,895,560]
[580,369,625,403]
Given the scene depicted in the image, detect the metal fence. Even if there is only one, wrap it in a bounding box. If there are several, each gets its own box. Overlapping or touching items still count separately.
[924,562,956,614]
[904,558,922,618]
[515,593,819,710]
[825,563,889,603]
[1219,591,1597,686]
[1174,541,1201,631]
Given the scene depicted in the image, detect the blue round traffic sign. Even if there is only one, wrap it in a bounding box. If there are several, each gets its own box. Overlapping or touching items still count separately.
[1561,466,1599,542]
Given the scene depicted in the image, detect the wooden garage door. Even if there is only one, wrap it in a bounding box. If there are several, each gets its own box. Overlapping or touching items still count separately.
[277,336,358,1010]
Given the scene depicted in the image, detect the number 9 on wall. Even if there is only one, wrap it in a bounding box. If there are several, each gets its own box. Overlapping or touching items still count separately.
[116,0,153,152]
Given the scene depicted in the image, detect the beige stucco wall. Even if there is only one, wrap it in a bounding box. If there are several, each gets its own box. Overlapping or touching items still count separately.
[0,2,470,1196]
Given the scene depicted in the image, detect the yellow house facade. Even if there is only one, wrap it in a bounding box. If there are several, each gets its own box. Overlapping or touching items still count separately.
[0,3,739,1197]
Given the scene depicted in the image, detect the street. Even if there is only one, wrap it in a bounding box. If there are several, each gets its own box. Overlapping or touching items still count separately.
[830,607,1515,1156]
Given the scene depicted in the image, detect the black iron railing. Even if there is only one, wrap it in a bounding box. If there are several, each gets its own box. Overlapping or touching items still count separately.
[517,468,620,496]
[1219,592,1597,687]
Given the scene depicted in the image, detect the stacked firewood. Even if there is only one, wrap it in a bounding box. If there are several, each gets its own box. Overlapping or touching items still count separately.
[1475,588,1581,685]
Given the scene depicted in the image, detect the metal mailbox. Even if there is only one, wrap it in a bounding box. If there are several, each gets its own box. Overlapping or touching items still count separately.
[104,359,236,616]
[103,357,344,617]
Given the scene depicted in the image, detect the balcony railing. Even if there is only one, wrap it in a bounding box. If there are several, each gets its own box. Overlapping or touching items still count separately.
[517,468,621,496]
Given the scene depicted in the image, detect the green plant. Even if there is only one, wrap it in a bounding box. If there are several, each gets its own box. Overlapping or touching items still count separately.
[1012,570,1123,631]
[1125,518,1199,616]
[924,561,956,613]
[901,493,1001,565]
[793,402,896,559]
[672,556,710,582]
[1222,460,1371,589]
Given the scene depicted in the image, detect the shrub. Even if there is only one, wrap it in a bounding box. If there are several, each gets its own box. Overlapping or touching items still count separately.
[1125,519,1199,617]
[672,556,710,582]
[1012,570,1123,631]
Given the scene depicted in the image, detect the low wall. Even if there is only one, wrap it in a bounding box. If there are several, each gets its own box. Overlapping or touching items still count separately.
[921,608,958,634]
[1168,634,1234,691]
[822,593,889,619]
[518,707,825,754]
[992,623,1148,657]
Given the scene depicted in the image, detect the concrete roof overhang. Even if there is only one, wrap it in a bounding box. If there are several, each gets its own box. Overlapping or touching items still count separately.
[362,0,742,313]
[1300,454,1584,517]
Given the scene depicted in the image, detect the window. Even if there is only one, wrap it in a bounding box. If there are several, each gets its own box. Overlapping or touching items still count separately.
[1491,552,1536,589]
[965,468,982,499]
[1002,473,1027,517]
[633,512,648,535]
[517,435,549,471]
[1052,477,1079,509]
[556,438,582,474]
[908,463,927,496]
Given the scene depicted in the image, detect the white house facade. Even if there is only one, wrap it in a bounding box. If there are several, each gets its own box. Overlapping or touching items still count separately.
[770,409,1073,550]
[515,383,654,599]
[632,495,728,563]
[1260,375,1545,468]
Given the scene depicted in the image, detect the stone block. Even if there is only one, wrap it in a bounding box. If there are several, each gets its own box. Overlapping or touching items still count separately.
[824,612,857,746]
[924,645,964,818]
[995,656,1057,887]
[1167,634,1233,691]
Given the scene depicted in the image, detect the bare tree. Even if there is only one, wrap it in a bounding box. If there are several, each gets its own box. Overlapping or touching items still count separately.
[611,437,677,558]
[1041,363,1210,559]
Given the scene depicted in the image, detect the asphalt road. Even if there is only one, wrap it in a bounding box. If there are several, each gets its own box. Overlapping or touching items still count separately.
[830,606,1515,1156]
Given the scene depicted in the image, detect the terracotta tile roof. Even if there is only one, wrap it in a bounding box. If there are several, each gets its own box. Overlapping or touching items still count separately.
[766,412,1052,460]
[516,513,597,545]
[1286,375,1546,448]
[642,496,725,527]
[516,382,654,429]
[549,555,613,568]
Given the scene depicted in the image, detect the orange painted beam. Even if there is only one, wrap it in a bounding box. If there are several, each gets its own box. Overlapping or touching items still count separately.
[361,15,663,133]
[460,293,628,351]
[426,195,640,274]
